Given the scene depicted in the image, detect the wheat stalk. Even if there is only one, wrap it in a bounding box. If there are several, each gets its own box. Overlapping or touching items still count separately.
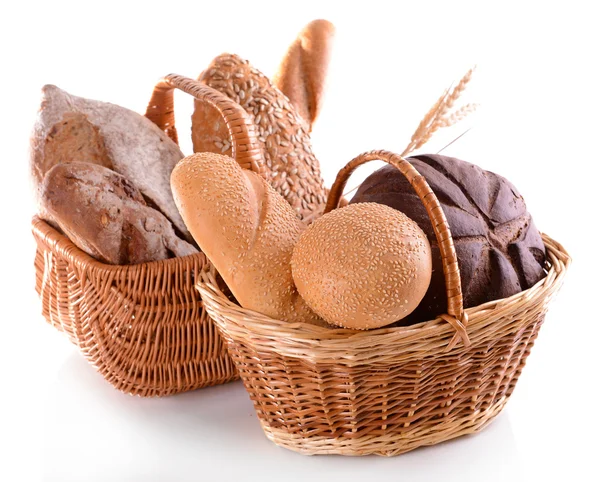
[401,67,477,157]
[436,68,474,119]
[402,87,450,157]
[436,127,473,154]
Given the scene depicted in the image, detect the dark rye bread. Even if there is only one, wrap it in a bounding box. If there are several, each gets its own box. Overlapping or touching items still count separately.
[40,162,198,265]
[350,154,547,324]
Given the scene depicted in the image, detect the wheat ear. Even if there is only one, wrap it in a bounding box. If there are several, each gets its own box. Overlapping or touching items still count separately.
[401,67,477,157]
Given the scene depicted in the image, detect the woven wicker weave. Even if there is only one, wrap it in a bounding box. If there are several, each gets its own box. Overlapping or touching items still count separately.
[197,150,570,456]
[33,217,238,396]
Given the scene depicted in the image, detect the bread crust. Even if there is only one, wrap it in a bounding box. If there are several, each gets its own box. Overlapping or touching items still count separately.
[41,162,197,265]
[273,19,335,131]
[351,154,547,324]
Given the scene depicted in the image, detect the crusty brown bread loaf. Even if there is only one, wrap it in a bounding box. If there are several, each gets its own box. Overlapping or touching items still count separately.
[195,54,328,222]
[273,19,335,131]
[351,154,547,324]
[41,162,198,265]
[171,152,324,326]
[30,84,192,242]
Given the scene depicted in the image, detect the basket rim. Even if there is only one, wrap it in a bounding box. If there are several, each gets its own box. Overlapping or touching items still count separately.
[32,215,209,273]
[197,232,570,352]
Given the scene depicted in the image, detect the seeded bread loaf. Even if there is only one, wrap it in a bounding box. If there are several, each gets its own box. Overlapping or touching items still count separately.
[195,54,328,222]
[171,152,324,325]
[273,19,335,131]
[41,162,198,265]
[351,154,547,324]
[30,84,192,242]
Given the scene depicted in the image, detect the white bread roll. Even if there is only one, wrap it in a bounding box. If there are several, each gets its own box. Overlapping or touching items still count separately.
[170,152,323,325]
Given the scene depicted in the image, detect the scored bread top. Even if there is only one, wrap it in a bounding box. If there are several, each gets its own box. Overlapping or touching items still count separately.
[351,154,547,324]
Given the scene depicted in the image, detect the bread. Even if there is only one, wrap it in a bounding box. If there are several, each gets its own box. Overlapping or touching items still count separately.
[30,84,192,242]
[170,152,324,325]
[351,154,547,324]
[41,162,198,265]
[195,54,328,222]
[273,19,335,131]
[292,203,432,329]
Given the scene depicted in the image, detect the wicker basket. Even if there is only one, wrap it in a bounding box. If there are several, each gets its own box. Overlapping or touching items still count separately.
[31,73,268,396]
[197,150,570,455]
[33,217,238,396]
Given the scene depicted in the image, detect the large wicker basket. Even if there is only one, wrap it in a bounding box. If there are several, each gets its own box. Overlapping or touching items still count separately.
[31,73,268,396]
[197,150,570,455]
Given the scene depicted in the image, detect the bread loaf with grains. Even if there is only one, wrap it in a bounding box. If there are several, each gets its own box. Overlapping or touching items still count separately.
[171,152,325,326]
[195,54,328,222]
[30,84,191,242]
[41,162,198,265]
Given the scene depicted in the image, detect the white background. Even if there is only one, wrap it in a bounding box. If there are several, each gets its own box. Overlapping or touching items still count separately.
[1,1,598,480]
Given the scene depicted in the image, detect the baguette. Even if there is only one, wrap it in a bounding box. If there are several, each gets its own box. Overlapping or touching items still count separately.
[273,19,335,131]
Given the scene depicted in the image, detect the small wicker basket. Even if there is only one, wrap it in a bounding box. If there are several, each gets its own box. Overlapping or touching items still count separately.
[33,217,237,396]
[31,73,267,396]
[197,150,570,455]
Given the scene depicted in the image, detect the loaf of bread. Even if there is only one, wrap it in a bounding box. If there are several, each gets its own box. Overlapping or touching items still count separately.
[351,154,547,324]
[195,54,328,222]
[273,19,335,131]
[30,84,191,242]
[171,152,324,325]
[41,162,198,265]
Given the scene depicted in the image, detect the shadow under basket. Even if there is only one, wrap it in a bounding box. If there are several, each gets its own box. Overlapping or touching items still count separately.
[32,216,238,397]
[197,150,571,456]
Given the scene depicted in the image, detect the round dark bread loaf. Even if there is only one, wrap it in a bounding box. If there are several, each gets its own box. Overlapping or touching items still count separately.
[350,154,547,325]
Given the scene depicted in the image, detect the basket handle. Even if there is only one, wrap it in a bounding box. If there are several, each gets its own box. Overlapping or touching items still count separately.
[145,78,179,144]
[145,74,266,176]
[325,149,470,349]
